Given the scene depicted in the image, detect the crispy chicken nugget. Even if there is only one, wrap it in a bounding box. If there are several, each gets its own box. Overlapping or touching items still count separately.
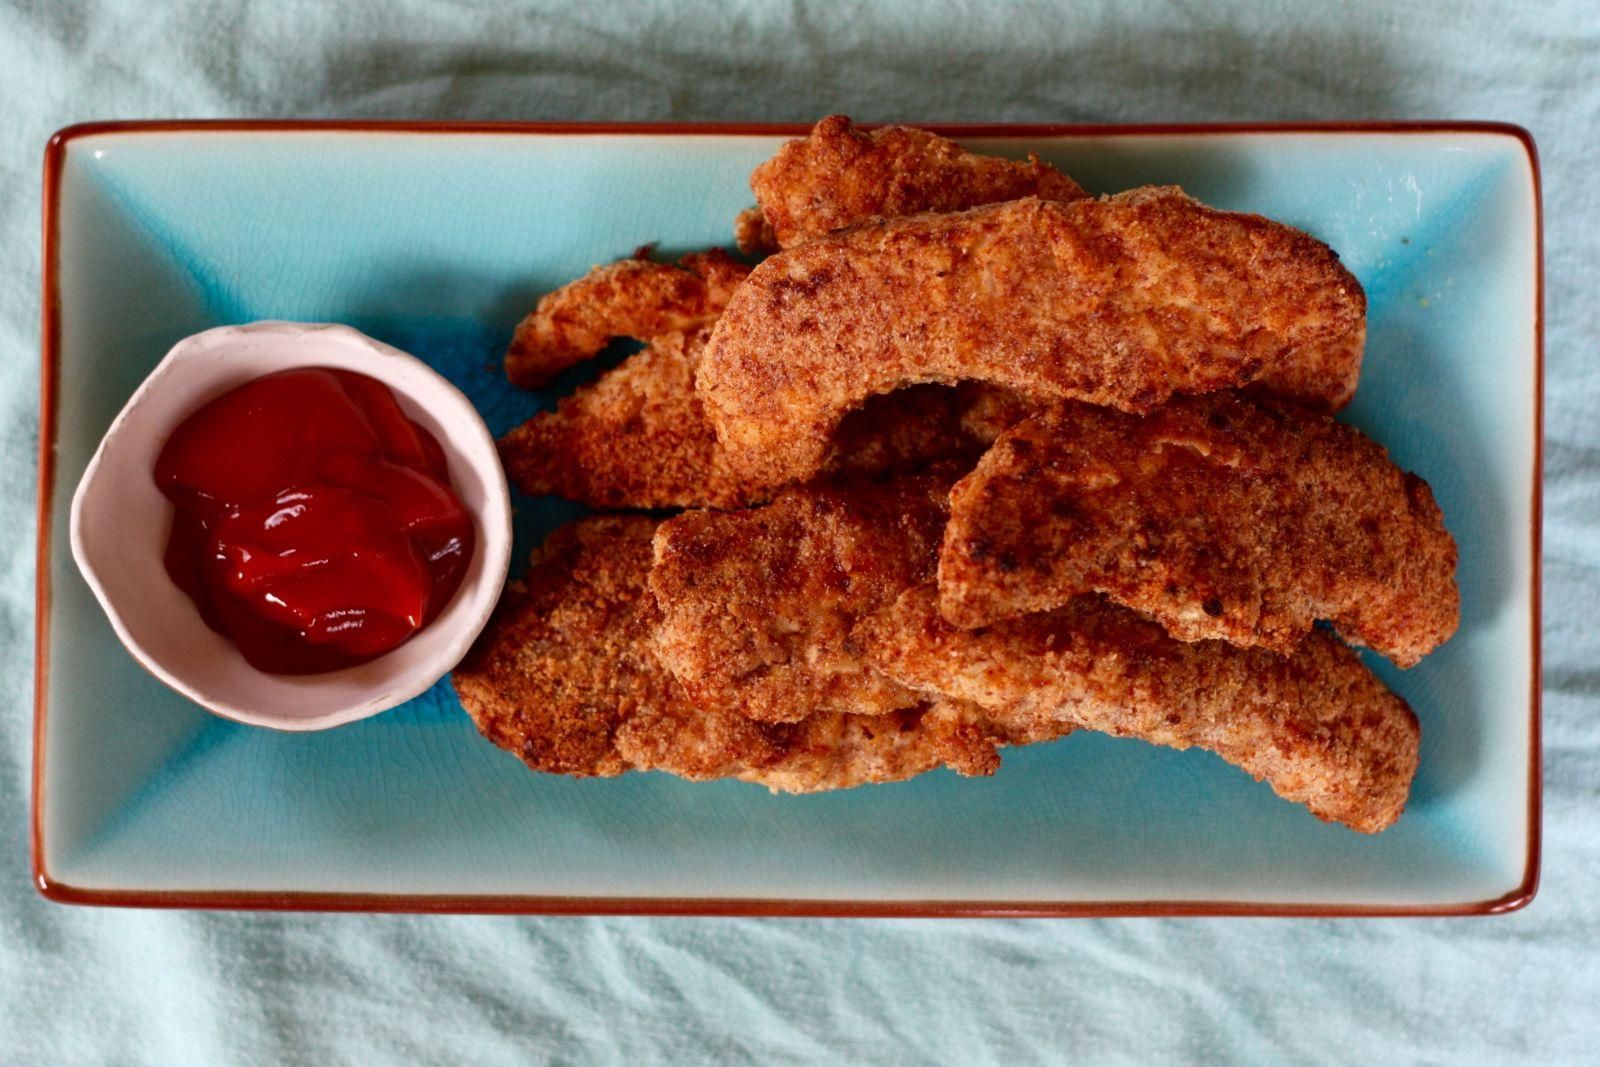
[452,516,1023,789]
[858,585,1420,833]
[939,394,1459,666]
[738,114,1088,253]
[698,189,1367,490]
[648,472,955,724]
[506,249,749,388]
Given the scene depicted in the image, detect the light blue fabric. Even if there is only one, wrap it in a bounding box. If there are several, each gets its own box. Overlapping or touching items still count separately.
[2,1,1596,1063]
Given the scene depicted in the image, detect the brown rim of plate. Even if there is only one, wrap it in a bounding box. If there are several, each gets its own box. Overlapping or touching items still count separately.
[34,119,1543,917]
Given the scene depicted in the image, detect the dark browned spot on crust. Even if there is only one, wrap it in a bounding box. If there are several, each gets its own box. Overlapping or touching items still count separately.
[936,394,1459,665]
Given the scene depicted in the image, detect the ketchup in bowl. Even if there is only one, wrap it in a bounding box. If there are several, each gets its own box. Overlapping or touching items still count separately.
[154,367,476,674]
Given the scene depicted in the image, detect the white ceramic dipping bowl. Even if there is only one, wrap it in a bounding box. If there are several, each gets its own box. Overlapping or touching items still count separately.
[70,322,513,731]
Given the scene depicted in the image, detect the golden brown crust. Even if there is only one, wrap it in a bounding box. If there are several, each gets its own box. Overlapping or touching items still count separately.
[742,115,1089,252]
[452,516,1022,791]
[1251,324,1365,414]
[501,340,1030,508]
[858,585,1420,833]
[734,206,779,256]
[827,383,1035,479]
[505,249,750,388]
[698,189,1368,490]
[498,242,1037,509]
[451,516,656,778]
[499,326,755,509]
[938,394,1459,666]
[648,473,955,724]
[621,698,1059,790]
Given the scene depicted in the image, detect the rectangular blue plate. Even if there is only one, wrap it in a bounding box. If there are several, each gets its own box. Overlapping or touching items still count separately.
[35,122,1541,915]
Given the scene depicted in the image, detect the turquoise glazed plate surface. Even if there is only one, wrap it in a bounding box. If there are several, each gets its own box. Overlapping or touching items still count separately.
[34,122,1541,916]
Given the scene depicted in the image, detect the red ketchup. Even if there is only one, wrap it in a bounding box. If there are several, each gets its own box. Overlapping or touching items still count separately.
[154,367,475,674]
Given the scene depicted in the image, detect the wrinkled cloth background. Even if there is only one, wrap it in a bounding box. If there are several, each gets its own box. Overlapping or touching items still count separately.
[3,1,1596,1063]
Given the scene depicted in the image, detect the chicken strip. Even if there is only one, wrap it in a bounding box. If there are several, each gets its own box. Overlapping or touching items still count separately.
[501,313,1033,509]
[648,472,954,724]
[499,240,1038,508]
[505,248,749,388]
[737,114,1088,253]
[858,585,1420,833]
[698,188,1368,490]
[452,515,1027,789]
[499,325,752,509]
[939,394,1459,667]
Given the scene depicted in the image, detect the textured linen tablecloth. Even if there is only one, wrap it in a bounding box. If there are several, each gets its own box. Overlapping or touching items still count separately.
[2,1,1596,1063]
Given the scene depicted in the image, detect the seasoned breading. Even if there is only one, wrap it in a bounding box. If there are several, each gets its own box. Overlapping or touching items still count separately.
[452,515,1024,790]
[499,242,1036,509]
[452,516,658,778]
[698,189,1367,490]
[1250,326,1365,414]
[827,383,1035,478]
[734,205,777,256]
[738,114,1088,253]
[740,118,1361,408]
[501,317,1030,508]
[648,473,954,724]
[499,325,752,509]
[858,585,1420,833]
[939,394,1459,667]
[622,697,1066,789]
[505,249,749,388]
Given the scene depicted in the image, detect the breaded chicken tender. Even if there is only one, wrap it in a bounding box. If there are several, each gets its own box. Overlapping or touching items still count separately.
[500,317,1032,508]
[506,249,749,388]
[648,472,955,724]
[698,189,1367,490]
[496,367,1035,510]
[738,114,1088,252]
[499,242,1039,508]
[939,394,1459,666]
[452,516,1025,789]
[858,585,1420,833]
[499,325,752,509]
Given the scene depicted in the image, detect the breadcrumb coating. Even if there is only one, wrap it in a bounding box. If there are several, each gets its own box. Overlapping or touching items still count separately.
[939,393,1459,666]
[699,189,1366,490]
